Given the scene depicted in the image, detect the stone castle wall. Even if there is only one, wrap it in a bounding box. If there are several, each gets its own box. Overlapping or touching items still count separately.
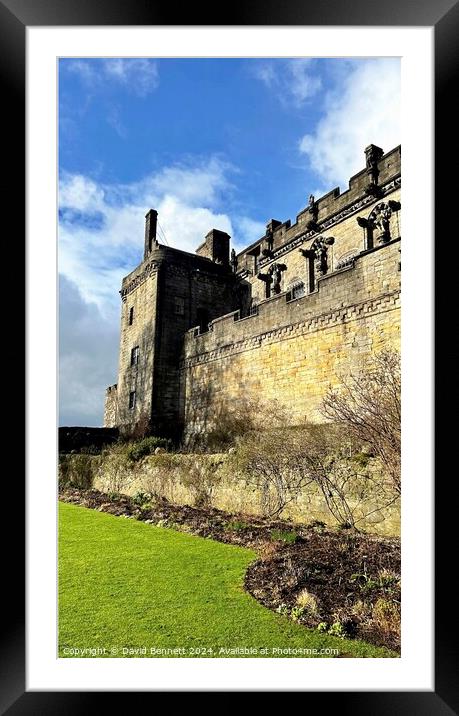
[243,185,400,305]
[116,264,159,429]
[103,384,118,428]
[181,238,401,437]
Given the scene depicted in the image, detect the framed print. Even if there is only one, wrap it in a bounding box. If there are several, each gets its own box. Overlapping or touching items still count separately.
[3,0,454,708]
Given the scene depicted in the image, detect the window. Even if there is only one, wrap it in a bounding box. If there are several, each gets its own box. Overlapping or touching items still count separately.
[174,297,185,316]
[130,346,139,366]
[129,391,136,410]
[291,282,305,299]
[128,307,134,325]
[335,251,357,271]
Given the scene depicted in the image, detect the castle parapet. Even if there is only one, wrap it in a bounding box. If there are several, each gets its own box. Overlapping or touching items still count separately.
[236,145,401,275]
[183,239,401,362]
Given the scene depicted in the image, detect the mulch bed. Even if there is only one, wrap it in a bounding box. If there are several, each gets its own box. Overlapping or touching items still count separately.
[59,488,400,652]
[245,531,400,652]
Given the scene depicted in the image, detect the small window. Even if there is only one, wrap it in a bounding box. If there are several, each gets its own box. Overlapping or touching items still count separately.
[291,282,305,299]
[128,307,134,325]
[129,391,136,410]
[130,346,139,366]
[174,297,185,316]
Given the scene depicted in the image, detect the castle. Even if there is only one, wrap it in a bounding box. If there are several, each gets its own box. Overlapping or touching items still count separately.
[104,144,401,442]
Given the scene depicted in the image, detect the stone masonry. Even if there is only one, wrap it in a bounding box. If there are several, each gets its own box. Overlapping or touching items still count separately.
[105,144,401,440]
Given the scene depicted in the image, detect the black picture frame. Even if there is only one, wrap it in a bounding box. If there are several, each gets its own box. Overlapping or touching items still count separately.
[5,0,455,709]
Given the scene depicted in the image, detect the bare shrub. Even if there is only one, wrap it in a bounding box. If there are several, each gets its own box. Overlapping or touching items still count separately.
[232,423,360,524]
[181,457,224,508]
[295,589,319,614]
[322,350,401,494]
[59,454,99,490]
[371,597,401,647]
[58,455,72,489]
[189,397,288,452]
[232,427,312,518]
[141,453,181,502]
[97,445,136,494]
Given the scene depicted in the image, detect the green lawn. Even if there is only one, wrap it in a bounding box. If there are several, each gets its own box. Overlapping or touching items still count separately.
[58,502,394,658]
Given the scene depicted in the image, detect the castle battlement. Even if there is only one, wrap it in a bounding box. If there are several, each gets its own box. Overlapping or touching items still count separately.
[236,145,400,276]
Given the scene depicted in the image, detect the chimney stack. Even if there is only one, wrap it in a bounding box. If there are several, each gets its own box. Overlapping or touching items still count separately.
[144,209,158,259]
[195,229,230,265]
[364,145,384,184]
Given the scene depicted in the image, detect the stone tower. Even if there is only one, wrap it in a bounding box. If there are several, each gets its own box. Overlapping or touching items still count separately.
[104,214,240,437]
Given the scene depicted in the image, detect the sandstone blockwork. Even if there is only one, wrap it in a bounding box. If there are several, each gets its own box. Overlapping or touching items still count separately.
[104,144,401,441]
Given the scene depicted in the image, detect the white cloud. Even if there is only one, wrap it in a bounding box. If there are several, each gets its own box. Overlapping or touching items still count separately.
[59,174,105,213]
[66,58,159,97]
[286,59,322,104]
[107,105,128,138]
[154,195,232,250]
[232,216,266,251]
[59,158,237,312]
[252,59,322,106]
[252,62,277,88]
[66,59,95,84]
[148,157,234,207]
[102,59,159,96]
[59,275,119,426]
[298,58,401,190]
[59,157,261,425]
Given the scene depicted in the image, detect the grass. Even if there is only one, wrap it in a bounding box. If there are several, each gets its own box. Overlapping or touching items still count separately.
[270,529,299,544]
[59,502,395,658]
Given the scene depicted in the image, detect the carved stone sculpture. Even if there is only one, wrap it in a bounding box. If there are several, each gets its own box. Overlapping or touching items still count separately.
[364,144,384,197]
[365,144,384,182]
[265,226,274,253]
[268,262,286,294]
[371,202,392,244]
[307,193,319,230]
[230,248,238,273]
[311,236,335,277]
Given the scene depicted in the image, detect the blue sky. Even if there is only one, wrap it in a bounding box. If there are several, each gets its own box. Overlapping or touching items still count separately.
[58,57,400,426]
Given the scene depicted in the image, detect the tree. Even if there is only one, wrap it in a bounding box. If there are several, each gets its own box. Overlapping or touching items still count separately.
[321,350,401,494]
